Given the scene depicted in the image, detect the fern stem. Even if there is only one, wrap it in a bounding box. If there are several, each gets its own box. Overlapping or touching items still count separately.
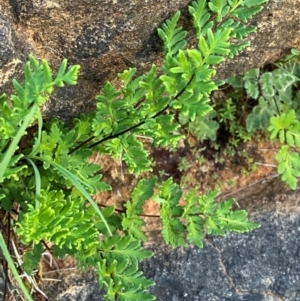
[88,74,195,149]
[68,135,95,155]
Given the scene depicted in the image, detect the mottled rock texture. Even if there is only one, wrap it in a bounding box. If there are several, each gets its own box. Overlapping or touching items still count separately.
[0,0,300,121]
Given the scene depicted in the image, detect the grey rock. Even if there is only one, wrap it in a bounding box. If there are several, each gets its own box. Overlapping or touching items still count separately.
[0,14,14,67]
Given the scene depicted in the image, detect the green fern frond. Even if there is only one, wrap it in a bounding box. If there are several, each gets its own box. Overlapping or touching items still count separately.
[21,243,43,275]
[208,0,230,22]
[122,177,156,240]
[0,0,271,298]
[232,6,264,22]
[139,65,169,113]
[98,258,155,301]
[246,96,275,131]
[184,110,219,141]
[268,111,300,146]
[276,146,300,190]
[17,190,100,256]
[228,41,250,58]
[153,179,185,247]
[188,0,213,36]
[157,11,187,56]
[243,68,259,98]
[200,27,232,56]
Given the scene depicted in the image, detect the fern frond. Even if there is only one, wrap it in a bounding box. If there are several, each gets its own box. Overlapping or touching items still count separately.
[208,0,230,22]
[153,179,185,247]
[243,68,259,98]
[122,177,156,240]
[246,96,275,131]
[98,257,155,301]
[21,243,43,275]
[186,110,219,141]
[232,6,264,22]
[100,235,153,267]
[228,41,250,58]
[157,11,187,56]
[139,64,169,113]
[199,28,232,56]
[17,190,100,256]
[268,111,300,147]
[188,0,213,36]
[276,146,300,190]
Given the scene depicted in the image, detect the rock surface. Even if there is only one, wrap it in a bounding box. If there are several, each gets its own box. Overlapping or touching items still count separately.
[49,178,300,301]
[0,0,300,121]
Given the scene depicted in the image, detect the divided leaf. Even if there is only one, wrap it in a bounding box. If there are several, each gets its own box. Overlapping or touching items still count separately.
[123,177,156,241]
[246,96,274,131]
[157,11,187,56]
[276,146,300,190]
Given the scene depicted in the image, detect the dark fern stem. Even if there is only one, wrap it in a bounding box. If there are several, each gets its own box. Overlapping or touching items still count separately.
[68,74,195,154]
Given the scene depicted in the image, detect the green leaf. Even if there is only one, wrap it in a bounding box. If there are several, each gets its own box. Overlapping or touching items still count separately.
[243,68,259,98]
[0,233,34,301]
[0,104,37,183]
[246,96,274,132]
[268,110,300,147]
[185,110,219,141]
[123,178,156,240]
[208,0,230,22]
[29,157,112,236]
[188,0,212,35]
[157,11,187,56]
[100,235,153,266]
[218,210,260,232]
[232,6,264,22]
[21,243,43,275]
[260,72,275,98]
[186,216,205,248]
[275,146,300,190]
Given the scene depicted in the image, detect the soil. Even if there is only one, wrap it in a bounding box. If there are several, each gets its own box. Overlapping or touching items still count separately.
[93,133,281,215]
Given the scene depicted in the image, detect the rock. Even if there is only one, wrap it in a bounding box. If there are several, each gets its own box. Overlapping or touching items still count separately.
[0,0,299,121]
[49,178,300,301]
[0,14,14,67]
[0,9,29,94]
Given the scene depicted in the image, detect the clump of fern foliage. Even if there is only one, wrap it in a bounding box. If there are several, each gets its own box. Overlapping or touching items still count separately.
[216,48,300,190]
[0,0,269,300]
[243,50,300,190]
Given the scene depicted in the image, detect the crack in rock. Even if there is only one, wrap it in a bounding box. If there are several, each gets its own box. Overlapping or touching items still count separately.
[207,238,287,301]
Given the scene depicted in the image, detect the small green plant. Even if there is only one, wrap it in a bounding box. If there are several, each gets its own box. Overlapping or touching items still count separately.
[0,0,269,300]
[224,50,300,189]
[178,157,190,172]
[187,46,300,190]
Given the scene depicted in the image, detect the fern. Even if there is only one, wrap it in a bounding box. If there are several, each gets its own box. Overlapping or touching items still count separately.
[188,0,213,36]
[157,11,187,56]
[21,243,44,275]
[0,0,268,300]
[153,180,259,248]
[181,110,219,141]
[222,49,300,189]
[17,190,100,255]
[267,111,300,189]
[97,236,155,301]
[122,177,156,241]
[231,4,266,22]
[246,96,275,131]
[208,0,230,22]
[275,145,300,190]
